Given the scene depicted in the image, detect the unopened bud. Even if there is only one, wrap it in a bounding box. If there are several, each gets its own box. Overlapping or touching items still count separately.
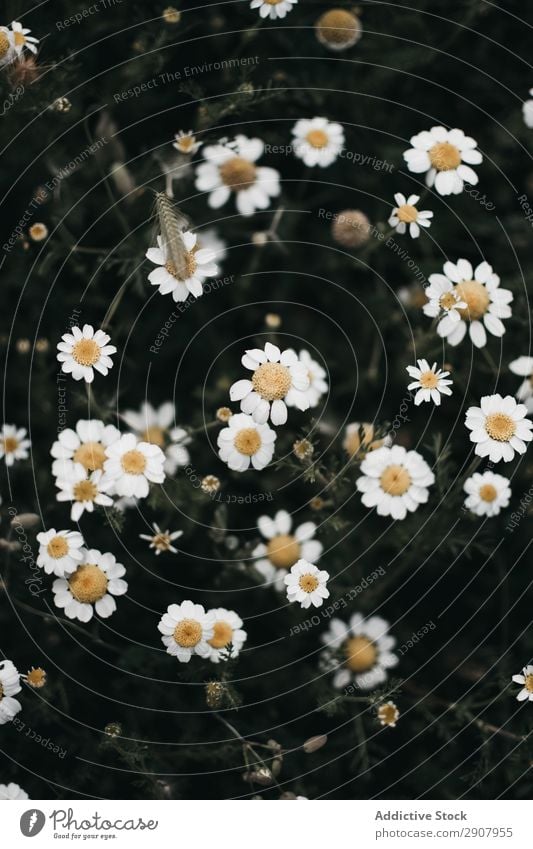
[303,734,328,753]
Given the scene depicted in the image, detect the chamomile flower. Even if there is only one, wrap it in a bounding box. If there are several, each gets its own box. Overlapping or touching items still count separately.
[158,601,215,662]
[509,356,533,413]
[403,126,482,195]
[422,274,467,325]
[284,559,330,609]
[356,444,435,521]
[139,522,183,555]
[0,425,30,466]
[406,359,453,406]
[121,402,191,475]
[465,394,533,463]
[50,419,121,480]
[146,232,219,302]
[253,510,323,591]
[206,608,247,663]
[217,414,276,471]
[195,135,280,217]
[230,342,310,425]
[320,614,398,690]
[103,433,166,498]
[0,782,29,800]
[0,27,15,67]
[0,661,22,725]
[292,117,345,167]
[463,471,511,517]
[523,89,533,129]
[289,349,328,408]
[173,130,201,155]
[388,193,433,238]
[52,549,127,622]
[57,325,116,383]
[251,0,298,19]
[36,529,84,576]
[55,465,114,521]
[10,21,39,55]
[512,665,533,702]
[377,701,400,728]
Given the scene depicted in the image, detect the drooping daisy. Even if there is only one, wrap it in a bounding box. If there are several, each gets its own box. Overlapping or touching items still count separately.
[0,27,15,68]
[284,559,329,609]
[55,466,114,521]
[356,444,435,521]
[377,701,400,728]
[0,424,30,466]
[465,394,533,463]
[139,522,183,555]
[103,433,166,498]
[388,193,433,238]
[57,325,116,383]
[10,21,39,55]
[523,89,533,129]
[343,422,389,458]
[36,529,84,576]
[230,342,310,425]
[50,419,121,480]
[158,601,215,662]
[292,117,345,167]
[52,549,127,622]
[320,614,398,690]
[0,782,29,800]
[512,665,533,702]
[195,135,280,217]
[406,359,453,406]
[206,608,247,663]
[121,402,191,475]
[250,0,298,19]
[463,471,511,517]
[403,126,482,195]
[146,232,219,302]
[218,413,276,472]
[253,510,323,591]
[0,660,22,725]
[509,356,533,413]
[288,349,328,408]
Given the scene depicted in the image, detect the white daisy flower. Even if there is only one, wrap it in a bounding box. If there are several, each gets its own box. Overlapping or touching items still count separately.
[509,356,533,413]
[356,444,435,521]
[320,614,398,690]
[388,193,433,238]
[197,228,227,263]
[406,359,453,406]
[288,349,328,408]
[36,528,84,576]
[523,89,533,129]
[292,117,345,167]
[465,394,533,463]
[230,342,310,425]
[251,0,298,19]
[403,126,482,195]
[284,559,330,609]
[55,465,114,521]
[57,325,116,383]
[512,665,533,702]
[0,660,22,725]
[52,549,127,623]
[10,20,39,55]
[0,782,29,800]
[50,419,121,480]
[139,522,183,555]
[463,471,511,517]
[121,402,191,475]
[158,600,215,662]
[0,27,15,67]
[253,510,323,591]
[103,433,166,498]
[146,232,219,302]
[205,608,247,663]
[0,424,30,466]
[173,130,201,155]
[217,413,276,472]
[195,135,280,217]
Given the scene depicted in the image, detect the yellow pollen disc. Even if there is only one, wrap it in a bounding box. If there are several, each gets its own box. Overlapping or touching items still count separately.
[121,449,147,475]
[72,338,100,367]
[265,0,282,4]
[209,621,234,649]
[29,224,47,240]
[234,427,261,456]
[299,573,319,593]
[396,204,418,223]
[165,249,197,281]
[266,534,301,569]
[306,129,329,149]
[252,362,292,401]
[380,464,411,496]
[439,291,458,310]
[316,9,360,46]
[484,412,515,442]
[429,141,461,171]
[13,31,26,47]
[173,618,202,648]
[3,436,18,453]
[153,533,172,551]
[378,704,398,725]
[69,564,108,604]
[344,636,377,673]
[47,535,69,559]
[219,157,257,190]
[73,441,106,471]
[0,32,10,58]
[73,480,98,502]
[176,135,196,152]
[26,668,46,688]
[454,280,490,321]
[142,426,166,447]
[419,370,439,389]
[524,674,533,693]
[479,483,498,502]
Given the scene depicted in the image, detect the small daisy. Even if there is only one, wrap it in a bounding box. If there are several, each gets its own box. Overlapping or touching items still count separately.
[24,668,47,689]
[103,433,166,498]
[250,0,298,19]
[0,782,29,800]
[146,232,219,302]
[523,89,533,129]
[230,342,310,425]
[512,665,533,702]
[158,600,215,662]
[403,126,482,196]
[10,20,39,55]
[463,471,511,517]
[292,117,345,168]
[206,608,247,663]
[173,130,201,155]
[217,413,276,472]
[28,222,48,242]
[52,549,127,622]
[377,701,400,728]
[343,422,389,458]
[284,559,330,609]
[121,402,191,475]
[289,349,328,408]
[195,135,280,217]
[51,419,121,480]
[388,193,433,238]
[253,510,323,591]
[139,522,183,555]
[0,660,22,725]
[57,325,116,383]
[36,528,84,576]
[320,614,398,690]
[406,359,453,406]
[0,424,30,466]
[356,444,435,521]
[509,356,533,413]
[0,27,15,68]
[56,465,114,521]
[465,394,533,463]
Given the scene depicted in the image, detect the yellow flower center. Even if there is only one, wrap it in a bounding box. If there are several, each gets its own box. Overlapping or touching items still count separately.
[72,338,100,367]
[306,129,329,149]
[266,534,301,569]
[439,291,458,311]
[396,204,418,223]
[0,31,10,58]
[26,667,46,688]
[29,223,47,240]
[484,412,515,442]
[252,362,292,401]
[165,250,197,281]
[69,564,108,604]
[265,0,282,4]
[219,157,257,190]
[73,441,106,471]
[153,532,172,552]
[429,141,462,171]
[13,31,26,47]
[121,449,147,475]
[141,426,166,447]
[209,621,234,649]
[234,427,261,456]
[299,573,319,593]
[524,674,533,693]
[419,370,439,389]
[454,280,490,321]
[173,618,202,648]
[316,9,360,46]
[380,464,412,496]
[73,480,98,502]
[175,134,196,152]
[479,483,498,502]
[46,535,69,559]
[344,636,377,672]
[378,703,398,725]
[3,436,19,454]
